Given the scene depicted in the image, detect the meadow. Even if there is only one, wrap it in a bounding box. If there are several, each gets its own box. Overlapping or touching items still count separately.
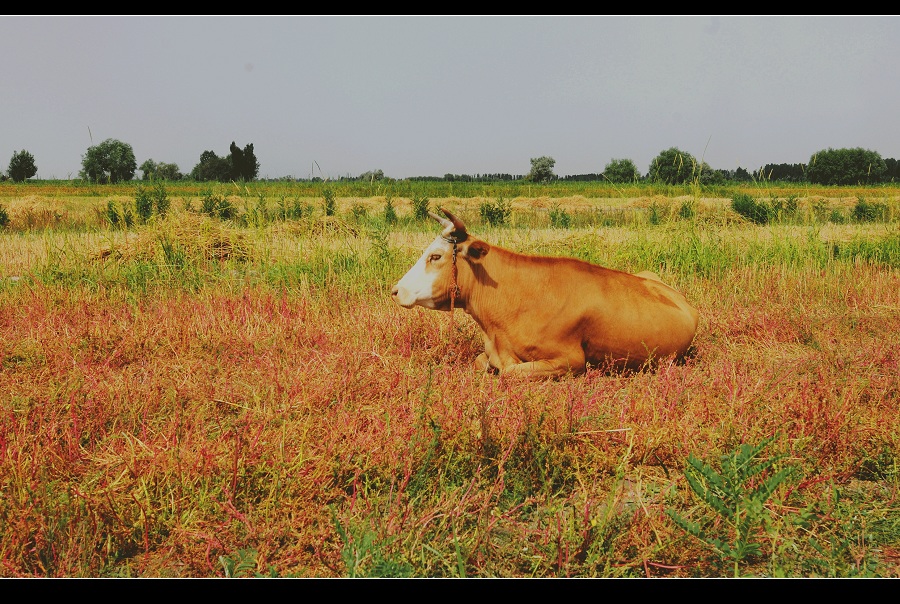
[0,180,898,577]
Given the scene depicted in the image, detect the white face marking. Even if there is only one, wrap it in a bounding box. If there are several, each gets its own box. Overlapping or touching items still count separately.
[391,236,454,309]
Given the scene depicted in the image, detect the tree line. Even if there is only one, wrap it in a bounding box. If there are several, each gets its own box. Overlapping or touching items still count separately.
[3,139,899,186]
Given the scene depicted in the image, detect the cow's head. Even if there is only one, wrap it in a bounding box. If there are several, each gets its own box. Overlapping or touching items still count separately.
[391,207,489,310]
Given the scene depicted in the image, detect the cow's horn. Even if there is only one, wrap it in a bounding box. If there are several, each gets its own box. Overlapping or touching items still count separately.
[440,208,467,234]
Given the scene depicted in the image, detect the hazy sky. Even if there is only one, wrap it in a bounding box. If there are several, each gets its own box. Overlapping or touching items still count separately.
[3,15,899,180]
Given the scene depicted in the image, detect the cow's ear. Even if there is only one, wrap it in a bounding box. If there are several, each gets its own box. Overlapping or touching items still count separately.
[465,240,490,261]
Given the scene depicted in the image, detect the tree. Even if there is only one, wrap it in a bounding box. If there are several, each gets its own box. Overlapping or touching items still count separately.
[229,141,260,181]
[807,147,887,185]
[8,150,38,182]
[358,169,385,182]
[190,150,232,182]
[602,158,640,183]
[80,139,137,183]
[527,156,556,183]
[140,159,182,181]
[649,147,703,184]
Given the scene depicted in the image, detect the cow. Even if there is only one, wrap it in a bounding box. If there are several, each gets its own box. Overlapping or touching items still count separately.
[390,207,699,379]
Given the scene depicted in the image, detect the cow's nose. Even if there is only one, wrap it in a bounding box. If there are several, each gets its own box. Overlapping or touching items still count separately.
[391,285,399,297]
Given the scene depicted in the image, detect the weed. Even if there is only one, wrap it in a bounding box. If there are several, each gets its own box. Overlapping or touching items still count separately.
[350,202,368,223]
[666,435,798,577]
[105,199,134,228]
[323,188,336,217]
[134,185,154,222]
[383,195,398,225]
[731,193,772,224]
[480,196,511,226]
[200,192,236,220]
[853,197,886,223]
[549,204,572,228]
[412,194,431,221]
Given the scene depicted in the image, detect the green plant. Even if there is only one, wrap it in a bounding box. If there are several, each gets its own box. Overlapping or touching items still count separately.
[412,194,431,221]
[276,196,307,221]
[829,209,847,224]
[200,192,236,220]
[134,185,154,222]
[679,200,695,220]
[731,193,772,225]
[152,181,170,217]
[383,195,397,225]
[549,204,571,228]
[323,188,336,217]
[105,199,134,228]
[350,202,368,222]
[666,435,798,577]
[0,204,9,228]
[853,197,885,223]
[219,548,279,578]
[480,196,511,226]
[331,506,413,577]
[648,201,662,225]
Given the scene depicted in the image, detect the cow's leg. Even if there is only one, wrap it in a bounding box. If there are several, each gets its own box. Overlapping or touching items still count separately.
[501,358,585,380]
[473,353,498,374]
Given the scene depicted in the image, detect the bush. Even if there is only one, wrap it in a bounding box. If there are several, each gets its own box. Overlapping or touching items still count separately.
[200,192,236,220]
[679,200,695,220]
[323,188,336,217]
[276,196,308,221]
[134,186,154,222]
[106,199,134,228]
[852,197,886,223]
[731,193,772,224]
[383,196,397,225]
[549,204,571,228]
[411,194,431,221]
[480,196,511,226]
[152,182,170,217]
[0,204,9,228]
[350,203,368,223]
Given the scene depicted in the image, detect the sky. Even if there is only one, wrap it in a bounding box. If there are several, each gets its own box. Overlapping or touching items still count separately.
[2,15,899,181]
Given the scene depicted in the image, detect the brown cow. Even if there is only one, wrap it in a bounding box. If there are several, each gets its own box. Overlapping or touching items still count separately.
[391,208,699,379]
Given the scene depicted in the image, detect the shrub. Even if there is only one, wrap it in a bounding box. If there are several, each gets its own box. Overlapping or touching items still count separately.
[731,193,772,224]
[152,182,170,217]
[200,192,236,220]
[105,199,134,228]
[383,196,397,225]
[480,196,511,226]
[323,188,336,217]
[549,204,571,228]
[276,196,308,221]
[411,194,431,221]
[0,204,8,228]
[134,185,154,222]
[350,203,368,223]
[852,197,886,223]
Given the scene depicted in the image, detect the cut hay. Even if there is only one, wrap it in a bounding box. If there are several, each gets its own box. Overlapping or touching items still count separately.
[92,212,252,263]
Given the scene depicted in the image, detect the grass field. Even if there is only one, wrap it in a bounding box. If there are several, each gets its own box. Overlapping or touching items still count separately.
[0,181,898,577]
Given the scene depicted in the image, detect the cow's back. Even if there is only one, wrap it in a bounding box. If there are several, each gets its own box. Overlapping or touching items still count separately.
[468,249,698,371]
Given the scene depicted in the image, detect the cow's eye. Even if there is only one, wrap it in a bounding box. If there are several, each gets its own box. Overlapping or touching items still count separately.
[429,254,441,262]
